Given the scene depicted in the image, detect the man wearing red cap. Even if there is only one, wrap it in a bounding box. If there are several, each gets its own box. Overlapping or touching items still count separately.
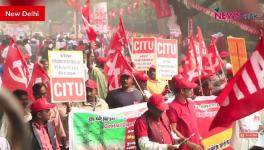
[29,98,61,150]
[32,83,67,149]
[167,75,203,150]
[134,94,178,150]
[73,79,108,111]
[134,71,151,100]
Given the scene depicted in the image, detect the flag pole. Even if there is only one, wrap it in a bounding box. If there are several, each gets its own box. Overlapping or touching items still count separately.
[218,57,227,81]
[127,43,133,59]
[126,42,143,96]
[190,36,204,96]
[197,69,204,96]
[132,74,145,96]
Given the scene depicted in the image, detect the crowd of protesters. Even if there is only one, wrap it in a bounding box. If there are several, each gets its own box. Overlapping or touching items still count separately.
[0,33,263,150]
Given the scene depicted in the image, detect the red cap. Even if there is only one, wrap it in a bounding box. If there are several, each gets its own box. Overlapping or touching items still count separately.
[148,94,168,111]
[97,57,108,64]
[173,74,197,89]
[24,54,31,59]
[134,72,149,81]
[149,65,156,70]
[226,67,233,74]
[126,57,131,63]
[121,71,133,77]
[31,98,55,112]
[219,50,229,58]
[85,80,97,89]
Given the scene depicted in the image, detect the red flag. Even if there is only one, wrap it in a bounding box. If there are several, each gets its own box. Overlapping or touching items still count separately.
[143,0,149,7]
[119,8,125,16]
[196,26,207,55]
[81,0,97,42]
[183,37,200,82]
[66,0,81,11]
[210,37,264,129]
[133,0,139,10]
[127,5,132,15]
[104,50,133,91]
[5,0,40,5]
[28,63,50,101]
[112,10,116,18]
[2,39,30,92]
[152,0,172,18]
[109,17,128,51]
[202,38,223,76]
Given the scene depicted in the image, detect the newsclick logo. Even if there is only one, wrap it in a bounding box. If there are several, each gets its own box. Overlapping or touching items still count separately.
[214,7,258,20]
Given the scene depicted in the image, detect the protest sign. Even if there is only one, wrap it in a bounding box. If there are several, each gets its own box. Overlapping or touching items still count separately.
[194,96,232,150]
[69,103,147,150]
[227,36,248,74]
[156,38,178,80]
[49,51,86,103]
[69,96,232,150]
[132,37,156,71]
[92,2,108,33]
[132,37,178,80]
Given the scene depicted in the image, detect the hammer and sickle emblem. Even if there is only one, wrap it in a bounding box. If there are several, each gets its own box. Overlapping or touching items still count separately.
[8,60,27,87]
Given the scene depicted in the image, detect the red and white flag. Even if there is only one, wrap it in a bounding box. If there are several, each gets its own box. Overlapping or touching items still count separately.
[196,26,208,55]
[133,0,139,10]
[127,4,132,15]
[109,17,129,52]
[210,37,264,129]
[183,36,200,82]
[27,63,50,101]
[202,38,223,76]
[66,0,81,11]
[104,50,133,91]
[152,0,172,18]
[2,39,30,92]
[81,0,97,42]
[119,7,125,17]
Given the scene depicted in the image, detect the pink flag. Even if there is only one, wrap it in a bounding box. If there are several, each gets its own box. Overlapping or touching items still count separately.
[210,37,264,129]
[104,50,133,91]
[2,38,30,92]
[27,63,50,101]
[81,0,97,42]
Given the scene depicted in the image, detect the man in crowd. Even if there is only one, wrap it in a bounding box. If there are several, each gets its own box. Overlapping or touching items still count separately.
[167,74,203,150]
[194,78,214,96]
[32,82,67,149]
[13,89,32,122]
[87,42,108,99]
[134,71,151,100]
[40,58,49,73]
[231,111,264,150]
[29,98,61,150]
[106,72,143,109]
[73,80,109,111]
[134,94,178,150]
[147,65,167,95]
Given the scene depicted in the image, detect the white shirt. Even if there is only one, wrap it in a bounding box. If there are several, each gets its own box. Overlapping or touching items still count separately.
[231,112,262,150]
[0,137,10,150]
